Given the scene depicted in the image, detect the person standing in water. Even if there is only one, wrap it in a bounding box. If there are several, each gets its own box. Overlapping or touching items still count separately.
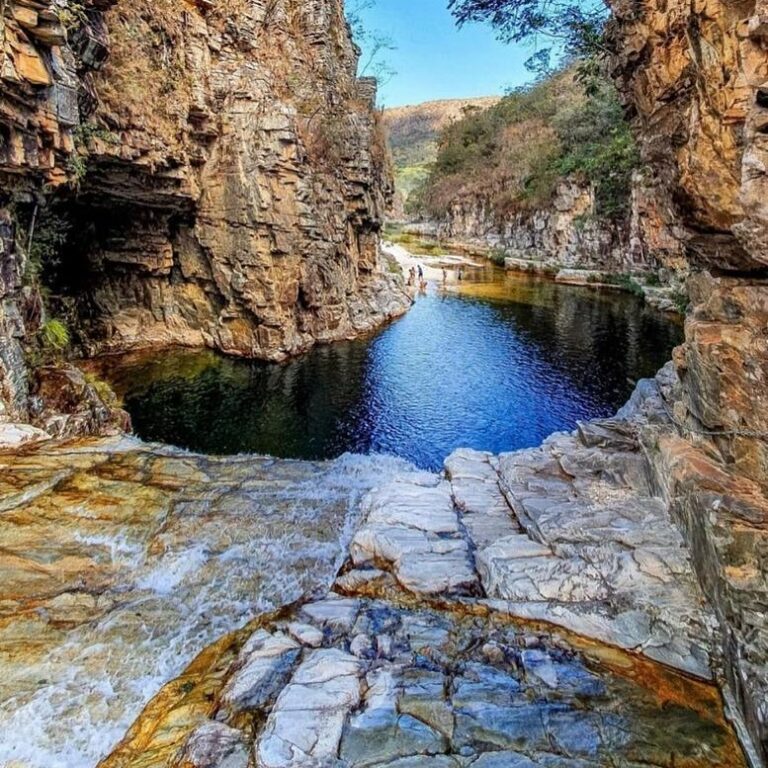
[418,264,424,280]
[442,268,447,284]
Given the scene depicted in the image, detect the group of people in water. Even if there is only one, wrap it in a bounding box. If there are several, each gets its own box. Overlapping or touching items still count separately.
[406,264,465,292]
[406,265,427,292]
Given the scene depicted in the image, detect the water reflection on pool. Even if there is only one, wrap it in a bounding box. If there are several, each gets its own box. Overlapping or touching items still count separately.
[95,269,683,471]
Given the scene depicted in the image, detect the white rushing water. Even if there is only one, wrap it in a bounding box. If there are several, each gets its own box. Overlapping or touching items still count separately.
[0,447,427,768]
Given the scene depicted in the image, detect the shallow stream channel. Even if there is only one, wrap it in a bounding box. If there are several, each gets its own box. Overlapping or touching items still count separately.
[1,253,750,768]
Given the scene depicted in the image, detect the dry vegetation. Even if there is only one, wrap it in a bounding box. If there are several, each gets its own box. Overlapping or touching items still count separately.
[383,97,501,202]
[412,70,639,222]
[95,0,193,148]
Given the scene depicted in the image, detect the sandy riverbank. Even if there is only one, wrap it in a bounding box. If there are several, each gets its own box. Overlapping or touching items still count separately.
[382,241,485,286]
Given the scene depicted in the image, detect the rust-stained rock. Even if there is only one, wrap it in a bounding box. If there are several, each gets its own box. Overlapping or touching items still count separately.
[0,439,401,767]
[610,0,768,758]
[611,0,768,270]
[67,0,410,361]
[99,594,748,768]
[29,363,130,438]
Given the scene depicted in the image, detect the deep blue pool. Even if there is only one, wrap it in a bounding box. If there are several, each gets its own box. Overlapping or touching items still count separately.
[97,270,682,471]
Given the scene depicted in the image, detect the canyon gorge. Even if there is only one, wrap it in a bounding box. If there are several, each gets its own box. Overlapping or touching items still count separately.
[0,0,767,767]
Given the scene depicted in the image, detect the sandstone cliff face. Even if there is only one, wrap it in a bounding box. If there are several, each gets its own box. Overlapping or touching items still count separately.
[0,210,26,421]
[612,0,768,758]
[76,0,409,360]
[0,0,408,425]
[613,0,768,272]
[435,181,640,273]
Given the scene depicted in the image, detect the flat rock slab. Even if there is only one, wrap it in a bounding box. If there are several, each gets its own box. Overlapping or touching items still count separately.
[443,441,716,680]
[346,437,716,680]
[0,440,408,768]
[257,648,364,768]
[219,630,301,715]
[134,597,746,768]
[350,475,479,596]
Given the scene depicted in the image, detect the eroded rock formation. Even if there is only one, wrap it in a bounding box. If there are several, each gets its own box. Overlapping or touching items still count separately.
[611,0,768,758]
[0,0,409,428]
[0,0,86,422]
[0,0,766,764]
[436,181,634,273]
[0,384,750,767]
[612,0,768,271]
[77,0,409,360]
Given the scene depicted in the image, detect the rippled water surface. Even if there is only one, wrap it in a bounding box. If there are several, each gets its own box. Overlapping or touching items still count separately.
[99,269,682,470]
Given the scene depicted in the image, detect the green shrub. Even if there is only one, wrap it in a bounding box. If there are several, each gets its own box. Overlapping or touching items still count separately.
[84,372,122,407]
[488,247,508,266]
[17,206,72,287]
[41,319,71,353]
[74,123,120,149]
[416,69,638,223]
[672,290,689,315]
[551,85,639,218]
[587,272,644,296]
[66,153,88,188]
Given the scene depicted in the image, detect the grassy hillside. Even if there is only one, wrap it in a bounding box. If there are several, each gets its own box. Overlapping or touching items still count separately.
[412,71,638,222]
[383,97,500,203]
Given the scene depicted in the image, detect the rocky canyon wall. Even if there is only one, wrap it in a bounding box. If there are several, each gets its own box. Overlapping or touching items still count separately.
[434,181,641,273]
[612,0,768,759]
[0,0,408,425]
[79,0,408,360]
[0,0,116,426]
[421,175,690,283]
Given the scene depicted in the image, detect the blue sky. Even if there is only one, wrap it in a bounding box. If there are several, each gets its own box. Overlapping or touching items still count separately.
[353,0,535,106]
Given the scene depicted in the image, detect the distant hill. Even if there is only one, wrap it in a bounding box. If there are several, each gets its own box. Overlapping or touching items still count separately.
[383,97,501,204]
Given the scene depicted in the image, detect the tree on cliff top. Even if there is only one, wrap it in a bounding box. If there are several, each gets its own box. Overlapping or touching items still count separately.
[448,0,611,80]
[346,0,397,86]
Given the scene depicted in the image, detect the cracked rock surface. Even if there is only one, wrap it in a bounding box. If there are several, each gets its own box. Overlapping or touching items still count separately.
[0,376,751,767]
[351,420,715,679]
[106,595,744,768]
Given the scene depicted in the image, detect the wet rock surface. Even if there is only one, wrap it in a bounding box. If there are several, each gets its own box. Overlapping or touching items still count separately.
[0,438,412,768]
[104,596,745,768]
[0,373,756,767]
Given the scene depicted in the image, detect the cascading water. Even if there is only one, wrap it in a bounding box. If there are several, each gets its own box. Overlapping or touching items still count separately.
[0,439,423,768]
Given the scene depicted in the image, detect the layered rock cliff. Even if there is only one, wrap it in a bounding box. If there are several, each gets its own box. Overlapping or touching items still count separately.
[434,181,635,272]
[611,0,768,759]
[0,0,120,428]
[0,0,409,425]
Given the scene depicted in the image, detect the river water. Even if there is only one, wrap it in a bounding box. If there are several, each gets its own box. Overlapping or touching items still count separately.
[0,268,729,768]
[98,267,682,471]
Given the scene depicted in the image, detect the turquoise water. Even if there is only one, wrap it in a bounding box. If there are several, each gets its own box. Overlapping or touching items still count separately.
[99,271,682,471]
